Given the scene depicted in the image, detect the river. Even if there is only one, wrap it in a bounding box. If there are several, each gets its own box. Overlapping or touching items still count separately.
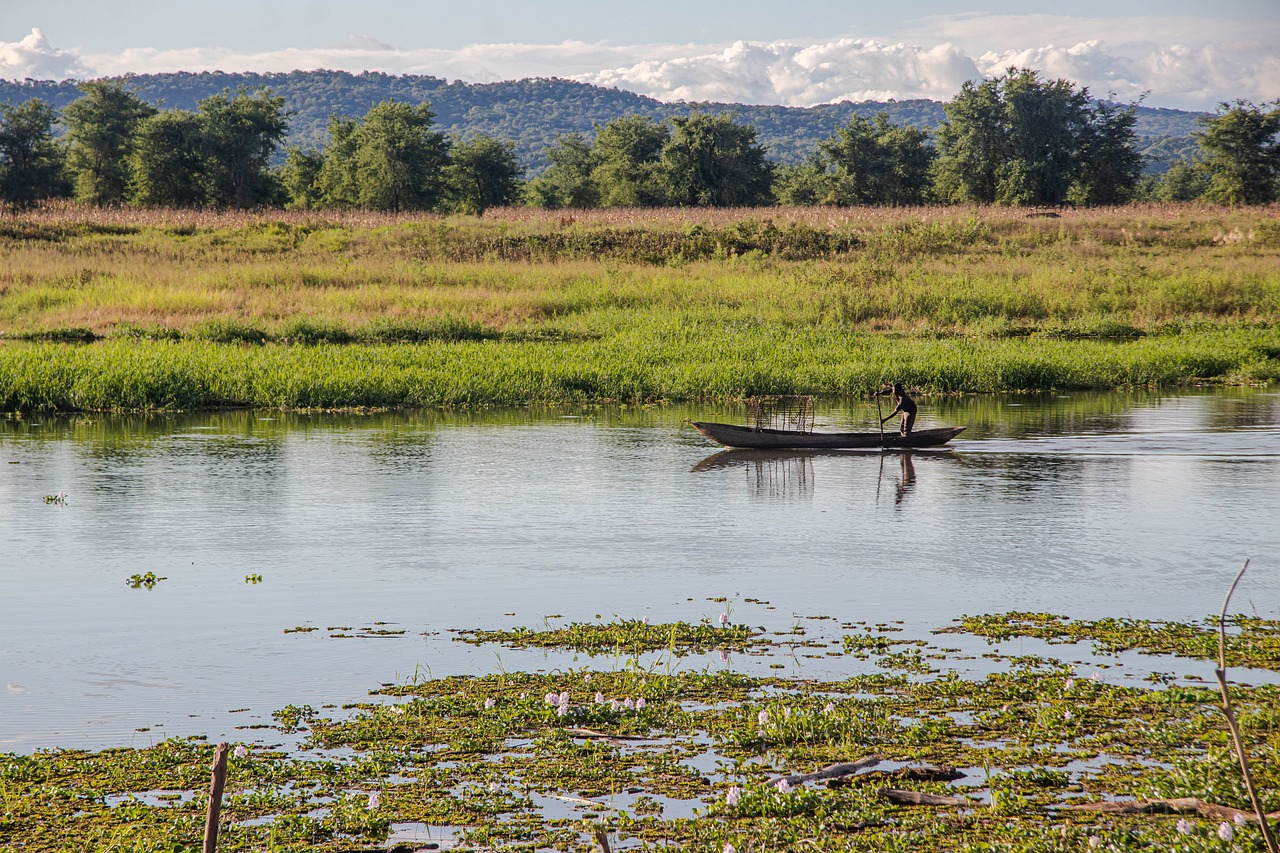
[2,388,1278,752]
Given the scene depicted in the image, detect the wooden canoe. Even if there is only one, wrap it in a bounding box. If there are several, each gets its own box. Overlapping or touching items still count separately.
[691,421,966,450]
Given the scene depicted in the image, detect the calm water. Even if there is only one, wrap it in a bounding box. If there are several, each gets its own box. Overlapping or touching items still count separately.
[3,389,1279,752]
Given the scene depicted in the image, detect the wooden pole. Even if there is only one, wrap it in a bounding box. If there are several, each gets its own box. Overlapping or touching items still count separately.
[874,391,886,449]
[203,742,230,853]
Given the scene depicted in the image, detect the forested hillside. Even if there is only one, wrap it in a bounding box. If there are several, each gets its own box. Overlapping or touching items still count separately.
[0,70,1205,173]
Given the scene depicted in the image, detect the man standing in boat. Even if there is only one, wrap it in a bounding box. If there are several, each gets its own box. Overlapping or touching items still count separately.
[876,383,917,436]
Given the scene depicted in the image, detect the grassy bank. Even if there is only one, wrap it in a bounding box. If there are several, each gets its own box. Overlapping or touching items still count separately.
[2,204,1278,410]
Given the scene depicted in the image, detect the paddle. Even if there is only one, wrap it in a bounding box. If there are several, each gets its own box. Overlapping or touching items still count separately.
[874,388,886,450]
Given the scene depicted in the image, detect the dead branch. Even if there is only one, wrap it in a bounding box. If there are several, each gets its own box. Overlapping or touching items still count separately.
[880,788,970,807]
[1216,560,1280,853]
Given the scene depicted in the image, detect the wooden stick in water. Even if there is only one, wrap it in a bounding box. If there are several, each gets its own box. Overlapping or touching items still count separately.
[203,743,230,853]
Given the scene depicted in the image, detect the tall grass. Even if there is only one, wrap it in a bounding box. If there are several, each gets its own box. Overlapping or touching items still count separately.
[1,204,1277,410]
[2,326,1277,412]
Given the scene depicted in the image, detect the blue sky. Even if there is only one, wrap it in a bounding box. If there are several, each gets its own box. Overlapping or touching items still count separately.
[2,1,1277,109]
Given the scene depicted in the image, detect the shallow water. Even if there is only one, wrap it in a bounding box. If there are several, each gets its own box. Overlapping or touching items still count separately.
[2,388,1278,752]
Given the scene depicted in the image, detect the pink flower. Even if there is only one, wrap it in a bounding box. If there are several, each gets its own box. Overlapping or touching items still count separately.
[757,710,769,726]
[725,785,740,806]
[723,844,736,853]
[719,649,729,663]
[1234,813,1249,826]
[489,781,499,792]
[775,778,791,793]
[557,704,568,717]
[635,698,646,710]
[610,699,621,711]
[484,697,495,709]
[624,698,635,710]
[1176,818,1192,835]
[642,616,650,625]
[1218,821,1234,841]
[823,702,835,714]
[558,691,570,706]
[232,745,247,759]
[544,692,558,705]
[1087,836,1101,849]
[783,707,791,719]
[595,692,605,704]
[719,613,730,627]
[1065,678,1075,690]
[367,791,381,810]
[1063,710,1073,721]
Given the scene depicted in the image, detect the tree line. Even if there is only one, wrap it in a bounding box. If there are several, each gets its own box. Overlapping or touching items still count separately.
[1,68,1277,212]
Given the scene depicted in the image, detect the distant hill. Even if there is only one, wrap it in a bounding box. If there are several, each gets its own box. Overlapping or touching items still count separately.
[0,70,1207,174]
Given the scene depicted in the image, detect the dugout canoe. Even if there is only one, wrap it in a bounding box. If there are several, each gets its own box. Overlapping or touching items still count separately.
[691,422,966,450]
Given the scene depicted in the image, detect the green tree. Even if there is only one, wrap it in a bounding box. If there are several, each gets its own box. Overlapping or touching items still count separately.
[591,115,668,207]
[128,111,207,207]
[197,87,289,208]
[279,147,325,209]
[1071,100,1145,205]
[62,79,156,205]
[445,135,524,215]
[0,99,67,209]
[1195,100,1280,205]
[772,160,831,206]
[526,133,598,208]
[660,111,773,207]
[318,101,450,211]
[817,113,934,205]
[934,68,1110,207]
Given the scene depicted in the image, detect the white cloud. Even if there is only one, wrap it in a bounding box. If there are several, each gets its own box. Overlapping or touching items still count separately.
[0,28,89,80]
[2,17,1277,111]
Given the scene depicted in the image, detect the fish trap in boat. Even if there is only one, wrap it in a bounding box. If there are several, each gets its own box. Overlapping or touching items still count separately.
[745,395,814,433]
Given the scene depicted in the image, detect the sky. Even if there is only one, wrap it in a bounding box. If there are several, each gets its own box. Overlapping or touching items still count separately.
[1,1,1277,111]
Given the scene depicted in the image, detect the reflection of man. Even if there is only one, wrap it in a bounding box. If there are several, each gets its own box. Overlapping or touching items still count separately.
[877,383,917,436]
[895,453,916,505]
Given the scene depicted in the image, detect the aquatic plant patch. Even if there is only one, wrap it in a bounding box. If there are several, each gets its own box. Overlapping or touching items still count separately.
[4,614,1280,851]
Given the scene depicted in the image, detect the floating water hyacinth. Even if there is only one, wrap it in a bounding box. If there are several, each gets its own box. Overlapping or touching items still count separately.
[1234,813,1249,826]
[1065,678,1075,690]
[367,791,381,810]
[544,692,557,705]
[823,701,835,714]
[233,745,247,759]
[1063,710,1074,721]
[43,492,67,506]
[1087,836,1101,849]
[484,697,495,709]
[725,785,740,806]
[719,649,730,663]
[723,844,736,853]
[635,697,646,709]
[558,691,570,706]
[775,778,791,793]
[556,704,568,717]
[719,613,730,628]
[387,705,405,715]
[610,699,621,711]
[1217,821,1234,841]
[1175,818,1192,834]
[623,698,634,709]
[595,692,605,704]
[642,616,650,625]
[488,781,499,792]
[757,710,768,726]
[783,707,791,719]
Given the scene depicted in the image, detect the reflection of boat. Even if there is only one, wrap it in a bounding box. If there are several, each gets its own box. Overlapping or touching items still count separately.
[691,422,966,450]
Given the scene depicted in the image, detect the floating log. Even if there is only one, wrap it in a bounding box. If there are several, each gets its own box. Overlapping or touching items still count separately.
[1064,797,1280,823]
[771,756,880,787]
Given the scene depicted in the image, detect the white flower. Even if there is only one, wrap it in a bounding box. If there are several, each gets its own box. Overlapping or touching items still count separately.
[1234,812,1249,826]
[1065,679,1075,690]
[484,697,495,709]
[823,702,835,714]
[1063,710,1074,721]
[624,698,635,710]
[783,707,791,719]
[544,692,558,705]
[1176,818,1192,834]
[1218,821,1234,841]
[232,745,247,759]
[558,691,570,706]
[489,781,499,792]
[757,710,769,727]
[719,613,730,627]
[557,704,568,717]
[635,697,646,710]
[642,616,650,625]
[725,785,740,806]
[775,778,791,793]
[723,844,736,853]
[1087,836,1101,849]
[367,791,381,810]
[595,692,605,704]
[611,699,621,711]
[388,704,405,715]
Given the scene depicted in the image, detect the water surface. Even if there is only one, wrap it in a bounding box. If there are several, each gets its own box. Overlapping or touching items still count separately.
[2,388,1278,751]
